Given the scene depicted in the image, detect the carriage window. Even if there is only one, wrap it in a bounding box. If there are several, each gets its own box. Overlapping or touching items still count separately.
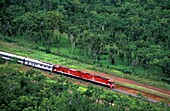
[109,82,114,84]
[32,62,35,65]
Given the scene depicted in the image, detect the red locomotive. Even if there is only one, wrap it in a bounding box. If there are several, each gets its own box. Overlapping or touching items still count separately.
[53,65,115,88]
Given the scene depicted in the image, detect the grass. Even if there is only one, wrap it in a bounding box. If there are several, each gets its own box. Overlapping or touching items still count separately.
[0,35,170,90]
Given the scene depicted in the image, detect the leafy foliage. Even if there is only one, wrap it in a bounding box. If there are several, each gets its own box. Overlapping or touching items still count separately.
[0,0,169,79]
[0,63,169,110]
[0,0,170,101]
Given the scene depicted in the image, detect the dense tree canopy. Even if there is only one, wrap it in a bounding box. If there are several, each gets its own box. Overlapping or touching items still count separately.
[0,0,169,79]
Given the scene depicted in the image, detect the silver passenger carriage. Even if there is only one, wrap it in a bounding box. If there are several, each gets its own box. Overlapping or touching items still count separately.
[0,51,25,64]
[24,58,54,71]
[0,51,54,71]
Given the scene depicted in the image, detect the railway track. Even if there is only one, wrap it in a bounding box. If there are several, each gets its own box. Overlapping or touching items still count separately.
[113,85,167,103]
[112,89,157,103]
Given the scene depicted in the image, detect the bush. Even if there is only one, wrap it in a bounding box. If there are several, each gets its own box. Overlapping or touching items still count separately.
[0,58,5,64]
[1,36,18,43]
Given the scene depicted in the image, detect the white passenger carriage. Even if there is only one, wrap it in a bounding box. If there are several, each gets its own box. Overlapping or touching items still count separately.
[24,58,54,71]
[0,51,54,71]
[0,51,25,64]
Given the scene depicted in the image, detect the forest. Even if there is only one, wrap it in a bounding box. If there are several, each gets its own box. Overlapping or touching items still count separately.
[0,60,169,111]
[0,0,169,82]
[0,0,170,110]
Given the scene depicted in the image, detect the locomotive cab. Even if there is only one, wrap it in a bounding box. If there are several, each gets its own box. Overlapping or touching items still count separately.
[108,80,115,88]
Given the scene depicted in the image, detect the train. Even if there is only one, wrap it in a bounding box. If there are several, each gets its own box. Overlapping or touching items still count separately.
[0,51,115,88]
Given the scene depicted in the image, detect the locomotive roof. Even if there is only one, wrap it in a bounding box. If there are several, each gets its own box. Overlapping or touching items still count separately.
[93,74,110,80]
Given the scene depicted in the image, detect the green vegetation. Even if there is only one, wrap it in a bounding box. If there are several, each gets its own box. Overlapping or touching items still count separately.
[0,0,169,86]
[0,0,170,109]
[0,62,169,111]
